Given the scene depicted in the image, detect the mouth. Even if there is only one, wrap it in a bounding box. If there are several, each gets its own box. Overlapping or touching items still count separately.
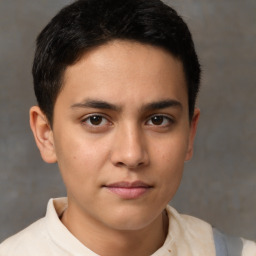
[103,181,153,199]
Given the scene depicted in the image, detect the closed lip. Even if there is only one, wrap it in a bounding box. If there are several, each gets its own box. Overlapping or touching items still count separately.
[103,180,153,188]
[103,181,153,199]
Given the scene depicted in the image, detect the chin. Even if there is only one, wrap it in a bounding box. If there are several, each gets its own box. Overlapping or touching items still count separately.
[102,205,161,232]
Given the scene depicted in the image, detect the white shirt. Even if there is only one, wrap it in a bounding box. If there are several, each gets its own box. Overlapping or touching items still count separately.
[0,198,255,256]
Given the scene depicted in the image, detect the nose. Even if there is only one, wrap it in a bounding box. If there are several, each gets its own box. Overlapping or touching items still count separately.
[110,124,149,169]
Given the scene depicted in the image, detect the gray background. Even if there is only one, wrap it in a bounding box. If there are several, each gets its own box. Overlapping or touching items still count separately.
[0,0,255,243]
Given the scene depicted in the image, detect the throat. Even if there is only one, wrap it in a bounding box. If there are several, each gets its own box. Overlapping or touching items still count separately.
[60,207,169,256]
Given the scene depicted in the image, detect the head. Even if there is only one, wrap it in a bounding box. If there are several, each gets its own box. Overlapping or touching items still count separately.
[32,0,201,126]
[30,0,201,242]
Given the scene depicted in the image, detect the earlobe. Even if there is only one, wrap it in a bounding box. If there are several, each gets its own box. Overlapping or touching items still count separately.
[185,108,200,161]
[29,106,57,163]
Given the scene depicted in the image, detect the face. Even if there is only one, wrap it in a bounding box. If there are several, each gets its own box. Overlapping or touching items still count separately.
[31,40,199,232]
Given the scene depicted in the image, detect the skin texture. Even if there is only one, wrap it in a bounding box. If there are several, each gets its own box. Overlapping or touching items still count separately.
[30,40,200,256]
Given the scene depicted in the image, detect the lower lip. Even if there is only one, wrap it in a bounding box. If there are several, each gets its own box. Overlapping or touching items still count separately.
[105,187,150,199]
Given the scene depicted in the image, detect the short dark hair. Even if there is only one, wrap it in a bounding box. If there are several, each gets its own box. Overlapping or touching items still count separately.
[32,0,201,125]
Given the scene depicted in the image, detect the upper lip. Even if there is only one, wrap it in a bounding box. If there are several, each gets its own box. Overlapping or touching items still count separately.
[104,181,152,188]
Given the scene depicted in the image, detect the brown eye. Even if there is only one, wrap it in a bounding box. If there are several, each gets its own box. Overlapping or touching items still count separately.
[81,114,112,133]
[151,116,164,125]
[89,115,103,125]
[82,115,108,127]
[146,115,173,127]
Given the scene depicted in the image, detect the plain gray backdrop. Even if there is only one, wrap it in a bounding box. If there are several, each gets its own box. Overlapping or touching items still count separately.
[0,0,255,242]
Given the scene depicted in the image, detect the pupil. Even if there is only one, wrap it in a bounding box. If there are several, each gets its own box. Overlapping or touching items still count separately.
[90,116,102,125]
[152,116,163,125]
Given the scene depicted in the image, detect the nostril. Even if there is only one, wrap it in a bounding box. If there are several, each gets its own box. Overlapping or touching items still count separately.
[114,160,145,169]
[115,161,125,167]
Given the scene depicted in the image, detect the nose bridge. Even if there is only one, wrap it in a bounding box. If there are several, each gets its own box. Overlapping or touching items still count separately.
[111,121,148,168]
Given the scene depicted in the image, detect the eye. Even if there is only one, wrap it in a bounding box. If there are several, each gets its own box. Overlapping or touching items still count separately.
[146,115,173,127]
[82,114,109,127]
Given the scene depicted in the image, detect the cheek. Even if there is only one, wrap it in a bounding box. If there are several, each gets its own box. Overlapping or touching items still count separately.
[152,134,189,164]
[53,132,111,181]
[150,135,188,193]
[155,154,184,203]
[54,141,102,198]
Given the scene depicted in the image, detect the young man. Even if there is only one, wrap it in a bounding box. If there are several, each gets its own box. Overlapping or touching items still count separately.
[0,0,255,255]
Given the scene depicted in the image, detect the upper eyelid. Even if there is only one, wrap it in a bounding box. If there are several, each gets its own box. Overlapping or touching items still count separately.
[80,113,174,123]
[81,113,110,121]
[146,113,174,120]
[80,114,112,129]
[145,114,175,126]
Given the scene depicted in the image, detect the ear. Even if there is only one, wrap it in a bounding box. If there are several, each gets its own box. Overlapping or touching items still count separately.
[185,108,200,161]
[29,106,57,163]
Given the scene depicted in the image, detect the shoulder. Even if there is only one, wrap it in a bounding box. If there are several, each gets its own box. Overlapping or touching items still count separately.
[0,217,49,255]
[0,198,68,256]
[213,228,256,256]
[166,205,256,256]
[242,238,256,256]
[166,205,214,238]
[166,205,216,255]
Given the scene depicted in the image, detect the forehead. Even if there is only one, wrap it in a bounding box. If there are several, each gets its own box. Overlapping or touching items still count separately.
[60,40,188,110]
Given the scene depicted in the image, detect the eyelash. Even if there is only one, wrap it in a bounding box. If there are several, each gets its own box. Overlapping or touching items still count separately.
[80,114,174,130]
[81,114,111,127]
[145,114,174,127]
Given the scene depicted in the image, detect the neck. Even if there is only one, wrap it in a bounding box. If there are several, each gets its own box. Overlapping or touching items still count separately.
[61,205,169,256]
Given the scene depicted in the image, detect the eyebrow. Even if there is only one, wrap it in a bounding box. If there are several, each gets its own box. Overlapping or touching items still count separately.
[142,99,182,112]
[71,98,182,112]
[71,99,120,111]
